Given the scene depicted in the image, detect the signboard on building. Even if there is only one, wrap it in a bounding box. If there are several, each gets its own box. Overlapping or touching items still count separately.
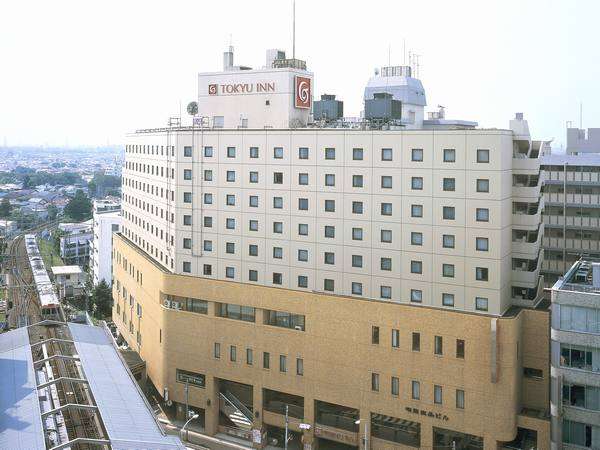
[295,76,311,109]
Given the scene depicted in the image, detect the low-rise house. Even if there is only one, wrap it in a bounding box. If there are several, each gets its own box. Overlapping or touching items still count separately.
[51,265,85,299]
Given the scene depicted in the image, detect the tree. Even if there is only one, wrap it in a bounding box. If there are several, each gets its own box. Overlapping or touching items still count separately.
[90,280,113,318]
[64,190,92,221]
[0,198,11,218]
[47,204,58,221]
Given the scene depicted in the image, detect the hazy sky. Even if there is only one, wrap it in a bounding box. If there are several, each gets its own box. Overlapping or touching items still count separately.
[1,0,598,148]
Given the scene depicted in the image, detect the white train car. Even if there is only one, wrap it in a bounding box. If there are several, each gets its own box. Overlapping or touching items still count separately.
[24,234,61,320]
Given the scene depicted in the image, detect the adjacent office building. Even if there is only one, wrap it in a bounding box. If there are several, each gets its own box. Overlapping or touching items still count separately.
[90,199,122,286]
[550,259,600,449]
[113,48,550,449]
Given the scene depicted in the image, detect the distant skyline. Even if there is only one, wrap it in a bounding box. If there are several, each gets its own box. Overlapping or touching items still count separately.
[1,0,598,148]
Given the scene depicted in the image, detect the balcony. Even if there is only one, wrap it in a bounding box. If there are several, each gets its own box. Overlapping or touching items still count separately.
[513,200,543,227]
[541,259,566,274]
[511,255,542,286]
[511,277,544,307]
[543,237,600,252]
[513,174,542,200]
[512,225,543,255]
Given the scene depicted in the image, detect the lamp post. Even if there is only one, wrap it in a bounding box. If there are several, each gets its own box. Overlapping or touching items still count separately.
[355,419,369,450]
[180,411,199,443]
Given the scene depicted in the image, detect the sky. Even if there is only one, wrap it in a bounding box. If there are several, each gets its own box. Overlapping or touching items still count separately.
[0,0,598,149]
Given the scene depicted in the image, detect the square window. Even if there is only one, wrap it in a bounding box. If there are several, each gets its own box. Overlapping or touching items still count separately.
[443,234,455,248]
[273,247,283,259]
[412,177,423,190]
[184,169,192,180]
[411,148,423,162]
[249,220,258,231]
[203,193,212,204]
[184,146,192,157]
[226,218,235,229]
[324,278,334,291]
[249,195,259,207]
[226,170,235,182]
[476,297,489,311]
[226,194,235,206]
[477,149,490,163]
[227,146,236,158]
[249,171,258,183]
[184,192,193,203]
[325,174,335,186]
[249,244,258,256]
[324,225,335,238]
[381,229,392,243]
[412,381,420,400]
[352,201,363,214]
[411,289,422,303]
[411,260,422,274]
[325,148,335,160]
[443,206,455,220]
[382,148,393,161]
[352,282,363,295]
[273,221,283,233]
[381,176,392,189]
[443,177,455,191]
[353,148,363,160]
[352,254,363,268]
[183,215,192,226]
[273,197,283,208]
[442,293,455,307]
[298,249,308,261]
[183,261,191,273]
[249,270,258,281]
[274,172,283,184]
[443,148,455,162]
[226,242,235,254]
[324,252,335,264]
[434,385,443,404]
[352,227,363,240]
[477,179,489,193]
[411,232,423,246]
[298,275,308,288]
[203,264,212,275]
[298,147,309,159]
[203,216,213,227]
[380,257,392,271]
[298,223,308,235]
[204,146,213,157]
[352,175,363,187]
[273,147,284,159]
[476,267,488,281]
[249,146,259,158]
[299,173,309,185]
[476,237,489,251]
[273,273,282,285]
[381,203,392,216]
[381,286,391,299]
[442,264,455,278]
[325,199,335,212]
[298,198,308,210]
[204,169,213,181]
[225,267,235,278]
[476,208,489,222]
[411,204,423,218]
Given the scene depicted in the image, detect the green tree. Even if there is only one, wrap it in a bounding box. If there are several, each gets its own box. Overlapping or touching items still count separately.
[64,190,92,221]
[90,280,113,318]
[0,198,11,218]
[47,204,58,221]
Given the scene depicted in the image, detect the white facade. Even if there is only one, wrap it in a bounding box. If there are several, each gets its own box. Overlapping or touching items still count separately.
[122,116,544,316]
[91,210,122,286]
[51,265,84,299]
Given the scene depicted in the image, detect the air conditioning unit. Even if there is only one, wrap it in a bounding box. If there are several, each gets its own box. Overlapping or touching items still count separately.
[172,301,182,310]
[163,300,171,308]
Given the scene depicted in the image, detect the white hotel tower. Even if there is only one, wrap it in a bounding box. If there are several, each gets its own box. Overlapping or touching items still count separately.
[114,48,551,449]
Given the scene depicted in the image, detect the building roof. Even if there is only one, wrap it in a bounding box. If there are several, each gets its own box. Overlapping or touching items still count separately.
[553,258,600,294]
[542,153,600,166]
[68,323,185,450]
[50,265,83,275]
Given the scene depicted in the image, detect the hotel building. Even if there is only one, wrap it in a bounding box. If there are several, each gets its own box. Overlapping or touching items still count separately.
[113,48,550,449]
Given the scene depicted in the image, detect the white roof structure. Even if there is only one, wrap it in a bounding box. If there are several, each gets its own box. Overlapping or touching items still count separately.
[50,265,83,276]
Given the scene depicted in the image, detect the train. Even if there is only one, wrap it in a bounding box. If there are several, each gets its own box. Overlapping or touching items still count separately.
[24,234,62,320]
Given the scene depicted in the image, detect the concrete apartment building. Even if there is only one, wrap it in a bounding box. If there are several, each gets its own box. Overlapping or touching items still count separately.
[90,198,122,286]
[113,48,550,449]
[58,219,93,266]
[550,259,600,449]
[542,129,600,286]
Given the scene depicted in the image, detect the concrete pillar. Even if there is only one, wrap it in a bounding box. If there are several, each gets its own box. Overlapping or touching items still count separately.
[204,376,220,435]
[252,384,264,448]
[302,397,315,450]
[358,409,369,450]
[421,425,434,449]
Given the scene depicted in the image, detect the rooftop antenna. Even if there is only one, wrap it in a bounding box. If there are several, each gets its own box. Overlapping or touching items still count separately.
[292,0,296,59]
[580,102,583,129]
[388,44,391,68]
[403,38,406,65]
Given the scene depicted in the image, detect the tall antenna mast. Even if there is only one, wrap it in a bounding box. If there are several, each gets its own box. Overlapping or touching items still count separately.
[292,0,296,59]
[403,38,406,65]
[580,102,583,129]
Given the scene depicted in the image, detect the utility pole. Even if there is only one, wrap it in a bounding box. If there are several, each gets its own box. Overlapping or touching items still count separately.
[185,379,189,424]
[284,404,289,450]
